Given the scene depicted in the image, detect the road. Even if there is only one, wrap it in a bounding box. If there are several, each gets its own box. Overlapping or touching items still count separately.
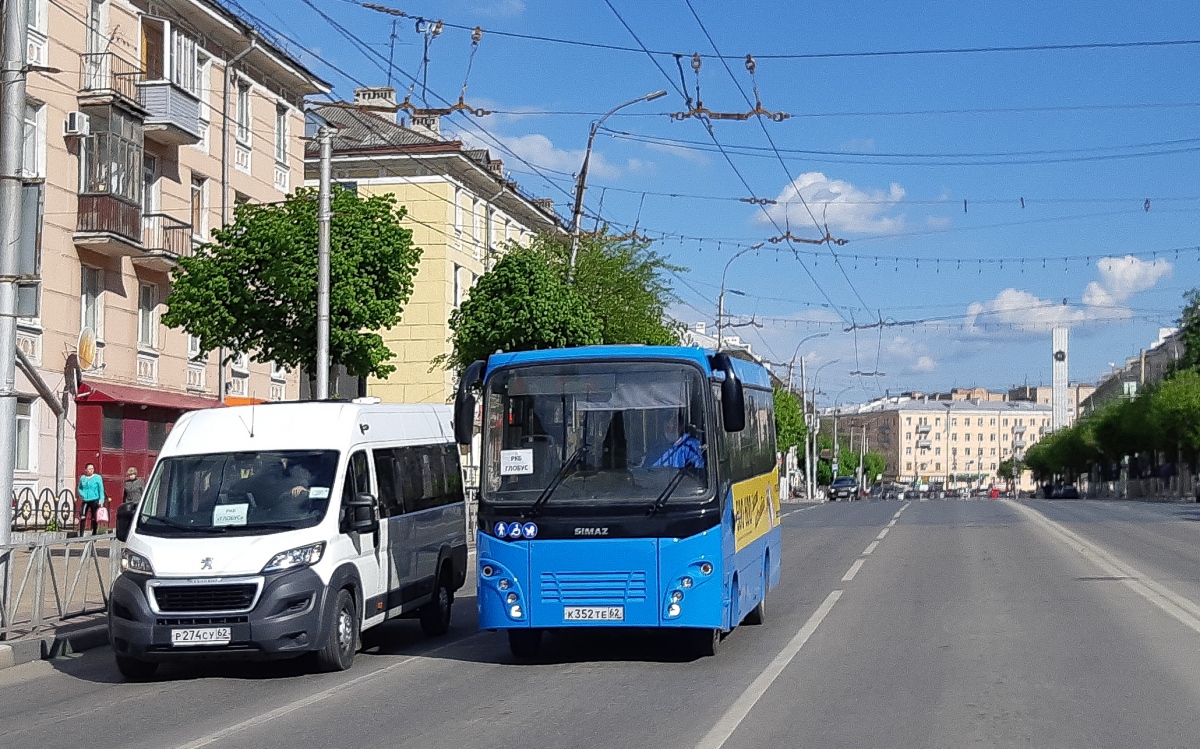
[5,498,1200,748]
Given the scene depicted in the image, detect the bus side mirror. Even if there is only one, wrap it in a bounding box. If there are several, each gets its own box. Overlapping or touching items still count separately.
[345,492,379,535]
[454,360,486,445]
[115,501,138,542]
[711,352,745,432]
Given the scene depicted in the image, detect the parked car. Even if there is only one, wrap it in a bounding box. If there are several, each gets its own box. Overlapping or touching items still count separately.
[829,477,858,501]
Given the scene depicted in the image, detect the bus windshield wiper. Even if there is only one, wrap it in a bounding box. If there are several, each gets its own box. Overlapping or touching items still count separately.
[647,466,689,516]
[140,516,214,533]
[528,443,584,518]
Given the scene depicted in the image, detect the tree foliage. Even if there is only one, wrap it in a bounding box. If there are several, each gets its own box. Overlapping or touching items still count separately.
[445,232,680,371]
[1177,288,1200,373]
[163,187,421,379]
[772,387,806,454]
[445,248,601,370]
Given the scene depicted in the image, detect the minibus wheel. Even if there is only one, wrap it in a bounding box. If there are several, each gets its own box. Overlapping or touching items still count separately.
[115,655,158,680]
[508,629,542,659]
[316,588,358,672]
[691,627,722,658]
[420,568,454,637]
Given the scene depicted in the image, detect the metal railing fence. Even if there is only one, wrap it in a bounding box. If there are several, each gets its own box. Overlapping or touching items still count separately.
[11,487,77,532]
[0,535,119,639]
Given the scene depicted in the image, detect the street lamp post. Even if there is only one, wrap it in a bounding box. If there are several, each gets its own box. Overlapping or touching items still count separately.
[568,90,667,275]
[787,332,829,390]
[809,359,840,501]
[831,386,856,482]
[716,243,763,351]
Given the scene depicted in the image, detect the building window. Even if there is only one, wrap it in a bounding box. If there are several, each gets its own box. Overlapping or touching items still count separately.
[138,283,157,348]
[22,100,45,178]
[78,107,142,204]
[15,398,33,472]
[472,199,482,242]
[990,433,995,441]
[990,418,996,425]
[935,448,941,456]
[935,418,941,426]
[190,175,206,240]
[951,418,957,426]
[187,334,201,360]
[274,105,288,163]
[977,433,983,441]
[231,351,249,374]
[454,187,463,233]
[965,433,971,441]
[935,463,941,471]
[1003,434,1009,442]
[951,447,957,456]
[991,448,997,456]
[905,432,911,440]
[951,433,957,441]
[80,265,103,337]
[236,80,251,145]
[101,405,123,449]
[905,447,912,455]
[905,417,911,425]
[906,462,912,471]
[270,361,287,380]
[991,463,997,470]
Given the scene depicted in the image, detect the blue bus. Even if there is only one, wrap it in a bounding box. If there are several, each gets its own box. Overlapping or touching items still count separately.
[454,345,781,658]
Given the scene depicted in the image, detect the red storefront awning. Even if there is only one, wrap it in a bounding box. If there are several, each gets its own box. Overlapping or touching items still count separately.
[76,381,223,411]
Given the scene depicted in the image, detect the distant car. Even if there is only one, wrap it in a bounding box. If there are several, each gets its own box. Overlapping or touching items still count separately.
[829,477,858,502]
[1052,485,1081,499]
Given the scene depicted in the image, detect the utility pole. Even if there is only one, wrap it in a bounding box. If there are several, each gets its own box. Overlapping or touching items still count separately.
[0,0,30,547]
[799,356,807,500]
[315,126,332,400]
[832,407,840,481]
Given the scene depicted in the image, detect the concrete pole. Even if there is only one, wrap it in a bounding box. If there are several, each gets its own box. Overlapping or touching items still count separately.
[315,127,332,400]
[0,0,30,546]
[799,357,807,499]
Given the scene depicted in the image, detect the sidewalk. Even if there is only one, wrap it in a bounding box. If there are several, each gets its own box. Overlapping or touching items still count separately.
[0,612,110,670]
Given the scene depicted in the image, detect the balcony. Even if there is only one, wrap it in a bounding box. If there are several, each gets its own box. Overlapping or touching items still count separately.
[134,213,193,272]
[1013,424,1027,435]
[79,52,145,112]
[917,439,932,449]
[75,194,141,256]
[916,423,931,434]
[138,80,202,146]
[1013,439,1028,450]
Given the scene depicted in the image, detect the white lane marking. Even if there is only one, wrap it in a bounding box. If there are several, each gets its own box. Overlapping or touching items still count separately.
[841,559,865,582]
[919,498,928,502]
[695,590,843,749]
[862,541,879,556]
[886,518,898,528]
[1007,500,1200,636]
[876,528,889,540]
[173,632,486,749]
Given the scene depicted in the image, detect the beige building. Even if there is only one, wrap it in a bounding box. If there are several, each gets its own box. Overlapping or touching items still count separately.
[304,89,562,406]
[15,0,328,499]
[1008,383,1096,424]
[837,399,1053,491]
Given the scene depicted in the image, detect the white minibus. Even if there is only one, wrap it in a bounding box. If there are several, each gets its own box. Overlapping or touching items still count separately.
[109,400,467,679]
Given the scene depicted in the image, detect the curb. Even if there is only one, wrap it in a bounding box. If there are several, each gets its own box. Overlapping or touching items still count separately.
[0,624,110,671]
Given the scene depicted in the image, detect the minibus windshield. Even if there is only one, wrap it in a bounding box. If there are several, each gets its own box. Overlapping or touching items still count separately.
[137,450,340,536]
[482,362,712,507]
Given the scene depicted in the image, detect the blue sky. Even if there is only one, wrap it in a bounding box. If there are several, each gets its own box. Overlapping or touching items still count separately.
[239,0,1200,405]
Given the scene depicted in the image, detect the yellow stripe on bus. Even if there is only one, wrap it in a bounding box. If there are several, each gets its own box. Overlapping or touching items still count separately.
[733,468,780,552]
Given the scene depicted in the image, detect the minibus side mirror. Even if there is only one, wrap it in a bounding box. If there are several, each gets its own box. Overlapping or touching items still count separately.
[710,352,745,432]
[115,501,138,542]
[344,492,379,535]
[454,360,486,446]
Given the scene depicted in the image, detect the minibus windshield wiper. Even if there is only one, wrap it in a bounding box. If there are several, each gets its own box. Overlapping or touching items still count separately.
[140,516,212,533]
[528,443,584,518]
[646,466,689,516]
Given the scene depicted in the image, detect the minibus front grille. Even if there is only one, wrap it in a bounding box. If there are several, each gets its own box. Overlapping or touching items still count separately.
[153,584,258,613]
[156,615,250,626]
[539,571,647,604]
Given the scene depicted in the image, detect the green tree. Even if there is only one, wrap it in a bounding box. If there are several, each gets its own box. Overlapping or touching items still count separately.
[445,248,601,371]
[1148,369,1200,456]
[1176,288,1200,373]
[531,233,681,347]
[773,387,807,454]
[163,187,421,381]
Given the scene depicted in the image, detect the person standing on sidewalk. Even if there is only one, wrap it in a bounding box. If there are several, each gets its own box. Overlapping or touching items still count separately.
[77,463,105,535]
[123,467,145,506]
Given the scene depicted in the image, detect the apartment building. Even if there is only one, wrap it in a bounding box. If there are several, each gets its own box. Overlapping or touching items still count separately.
[1008,383,1096,423]
[15,0,329,498]
[1079,327,1183,414]
[303,88,563,406]
[837,399,1053,491]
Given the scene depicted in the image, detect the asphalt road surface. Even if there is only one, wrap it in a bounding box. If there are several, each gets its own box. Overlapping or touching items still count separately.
[6,498,1200,749]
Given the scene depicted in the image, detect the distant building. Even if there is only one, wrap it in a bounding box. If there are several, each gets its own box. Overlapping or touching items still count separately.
[833,398,1053,491]
[1080,327,1183,413]
[1008,383,1095,425]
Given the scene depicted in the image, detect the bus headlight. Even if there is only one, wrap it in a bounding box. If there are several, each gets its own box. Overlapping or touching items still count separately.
[680,576,693,589]
[506,592,519,604]
[667,603,681,617]
[670,590,684,603]
[699,562,713,576]
[482,565,495,577]
[120,549,154,576]
[498,578,510,591]
[509,604,523,618]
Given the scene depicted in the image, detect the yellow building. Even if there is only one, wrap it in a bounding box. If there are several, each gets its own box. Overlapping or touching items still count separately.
[305,90,562,405]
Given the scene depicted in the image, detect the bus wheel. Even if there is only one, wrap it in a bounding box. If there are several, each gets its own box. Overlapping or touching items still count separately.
[420,567,454,637]
[508,629,542,659]
[316,588,358,672]
[744,596,766,625]
[691,627,722,658]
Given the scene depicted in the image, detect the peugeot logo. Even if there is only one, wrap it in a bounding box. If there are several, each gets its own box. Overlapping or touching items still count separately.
[200,557,213,570]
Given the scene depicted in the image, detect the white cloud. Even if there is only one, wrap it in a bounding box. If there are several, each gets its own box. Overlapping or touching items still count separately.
[884,335,939,374]
[965,255,1173,336]
[1082,255,1172,307]
[490,132,644,179]
[758,172,906,234]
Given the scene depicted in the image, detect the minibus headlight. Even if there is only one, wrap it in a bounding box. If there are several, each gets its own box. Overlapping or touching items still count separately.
[699,562,713,576]
[262,542,326,573]
[498,578,510,591]
[680,576,694,589]
[670,590,684,603]
[509,604,523,618]
[120,549,154,576]
[506,592,519,604]
[667,603,681,617]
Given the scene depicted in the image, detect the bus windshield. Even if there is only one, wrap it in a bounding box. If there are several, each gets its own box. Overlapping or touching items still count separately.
[137,450,341,536]
[483,361,712,506]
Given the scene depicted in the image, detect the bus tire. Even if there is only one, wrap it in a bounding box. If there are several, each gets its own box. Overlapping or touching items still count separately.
[316,588,358,672]
[744,596,766,625]
[691,627,722,658]
[419,566,454,637]
[508,629,542,659]
[115,655,158,681]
